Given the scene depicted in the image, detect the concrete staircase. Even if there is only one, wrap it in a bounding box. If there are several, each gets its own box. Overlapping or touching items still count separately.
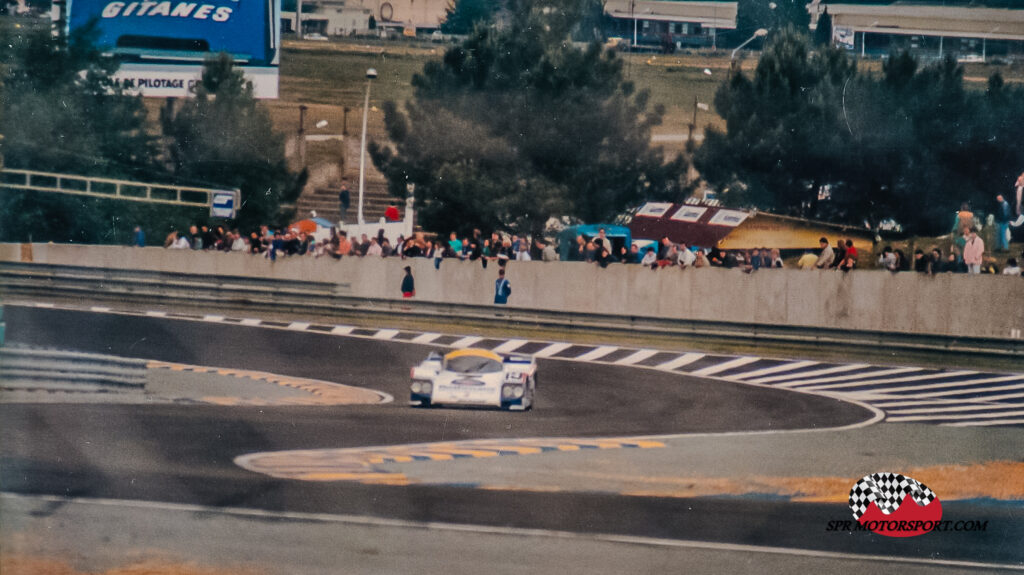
[294,138,398,225]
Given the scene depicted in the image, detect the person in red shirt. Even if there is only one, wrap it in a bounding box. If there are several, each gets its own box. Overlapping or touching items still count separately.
[839,239,858,271]
[384,204,400,222]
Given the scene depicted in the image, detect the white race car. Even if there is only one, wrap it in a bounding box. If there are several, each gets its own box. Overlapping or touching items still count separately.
[410,349,537,411]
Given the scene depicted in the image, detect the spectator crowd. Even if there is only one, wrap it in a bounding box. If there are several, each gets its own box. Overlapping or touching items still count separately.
[158,222,1021,276]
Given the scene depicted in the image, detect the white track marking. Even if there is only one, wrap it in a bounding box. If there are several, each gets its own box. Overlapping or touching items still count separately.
[614,349,659,366]
[90,306,111,312]
[286,322,310,331]
[942,418,1024,427]
[240,318,263,326]
[655,353,706,371]
[799,370,980,391]
[747,364,870,385]
[451,336,483,349]
[532,343,573,358]
[887,409,1024,422]
[493,339,528,354]
[411,332,440,344]
[33,302,55,308]
[4,493,1020,572]
[145,310,167,317]
[372,329,400,340]
[203,315,225,322]
[887,404,1024,415]
[864,374,1024,395]
[778,367,921,388]
[575,346,619,362]
[727,361,818,381]
[690,356,759,377]
[911,382,1024,399]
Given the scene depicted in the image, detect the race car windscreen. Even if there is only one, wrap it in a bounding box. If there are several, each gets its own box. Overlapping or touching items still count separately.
[445,356,503,374]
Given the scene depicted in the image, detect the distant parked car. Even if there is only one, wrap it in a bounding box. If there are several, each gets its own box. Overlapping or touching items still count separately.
[305,33,328,42]
[430,30,445,43]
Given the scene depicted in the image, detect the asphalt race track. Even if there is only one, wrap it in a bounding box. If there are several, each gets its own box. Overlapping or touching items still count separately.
[2,305,1022,569]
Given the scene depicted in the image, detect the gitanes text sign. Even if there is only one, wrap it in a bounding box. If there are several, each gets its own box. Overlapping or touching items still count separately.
[68,0,280,98]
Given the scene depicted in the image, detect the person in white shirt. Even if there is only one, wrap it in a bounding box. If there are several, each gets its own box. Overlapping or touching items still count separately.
[678,243,696,268]
[171,235,190,249]
[640,247,657,267]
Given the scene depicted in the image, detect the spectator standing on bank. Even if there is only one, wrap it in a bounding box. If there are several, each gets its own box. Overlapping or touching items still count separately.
[132,226,145,247]
[815,238,834,269]
[963,230,984,274]
[401,266,415,298]
[494,268,511,305]
[338,184,350,222]
[995,194,1011,252]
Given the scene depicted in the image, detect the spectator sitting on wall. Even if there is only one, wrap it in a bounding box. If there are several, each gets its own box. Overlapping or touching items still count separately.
[1003,258,1022,275]
[163,230,178,248]
[815,237,834,269]
[769,248,784,268]
[169,231,190,249]
[542,240,558,262]
[828,239,845,269]
[337,232,352,257]
[839,239,858,272]
[640,247,657,268]
[797,250,818,269]
[912,249,928,273]
[679,243,696,268]
[749,248,761,271]
[693,249,709,268]
[626,244,641,264]
[385,204,401,222]
[879,246,898,272]
[569,235,585,261]
[515,243,532,261]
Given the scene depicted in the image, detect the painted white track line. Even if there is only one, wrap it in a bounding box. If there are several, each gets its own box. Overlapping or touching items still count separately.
[14,301,1024,428]
[3,493,1021,572]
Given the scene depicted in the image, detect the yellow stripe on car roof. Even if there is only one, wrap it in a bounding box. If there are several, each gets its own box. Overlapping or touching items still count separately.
[445,348,502,361]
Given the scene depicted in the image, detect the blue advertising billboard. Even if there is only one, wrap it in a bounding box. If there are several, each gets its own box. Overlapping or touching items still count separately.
[67,0,280,98]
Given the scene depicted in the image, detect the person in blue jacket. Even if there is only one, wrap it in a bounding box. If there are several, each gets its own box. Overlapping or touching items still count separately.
[494,268,511,305]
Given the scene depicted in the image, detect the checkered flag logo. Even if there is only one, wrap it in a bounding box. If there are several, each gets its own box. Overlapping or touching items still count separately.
[848,473,937,520]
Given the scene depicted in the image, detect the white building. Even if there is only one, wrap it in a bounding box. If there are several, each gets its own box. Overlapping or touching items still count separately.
[283,0,373,37]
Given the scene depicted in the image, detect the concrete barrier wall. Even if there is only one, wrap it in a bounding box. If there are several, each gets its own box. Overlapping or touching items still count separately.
[3,243,1022,340]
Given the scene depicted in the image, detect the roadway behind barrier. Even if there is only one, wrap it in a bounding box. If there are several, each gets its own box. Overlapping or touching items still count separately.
[1,243,1022,349]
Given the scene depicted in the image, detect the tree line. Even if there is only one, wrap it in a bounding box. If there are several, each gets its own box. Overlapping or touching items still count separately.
[0,22,303,244]
[378,1,1023,237]
[696,28,1024,235]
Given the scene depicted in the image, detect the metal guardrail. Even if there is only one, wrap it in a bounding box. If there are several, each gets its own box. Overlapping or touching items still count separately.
[1,261,1020,358]
[0,169,239,215]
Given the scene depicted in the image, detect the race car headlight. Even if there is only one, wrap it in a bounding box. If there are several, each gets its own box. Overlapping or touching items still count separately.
[502,385,524,399]
[411,380,432,394]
